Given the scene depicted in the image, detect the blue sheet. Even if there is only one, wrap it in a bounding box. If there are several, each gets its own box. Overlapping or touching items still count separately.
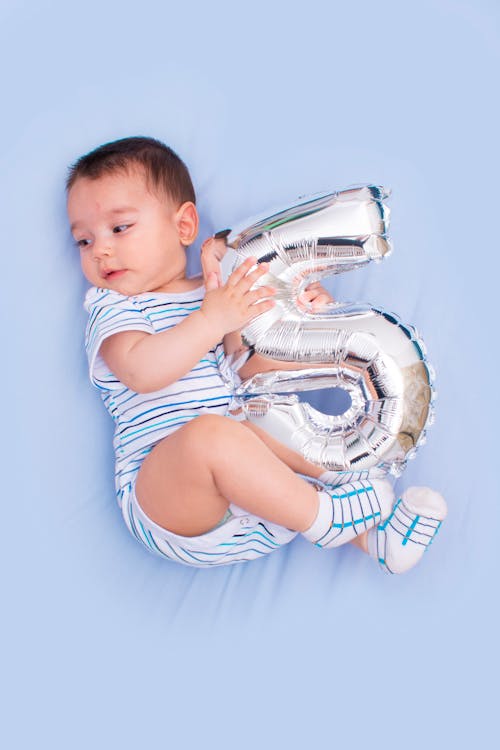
[2,0,498,747]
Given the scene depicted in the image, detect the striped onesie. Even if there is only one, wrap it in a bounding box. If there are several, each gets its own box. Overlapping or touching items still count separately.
[84,284,297,568]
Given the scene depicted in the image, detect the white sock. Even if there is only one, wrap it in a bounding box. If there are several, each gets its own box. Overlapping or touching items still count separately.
[366,486,447,574]
[301,479,395,549]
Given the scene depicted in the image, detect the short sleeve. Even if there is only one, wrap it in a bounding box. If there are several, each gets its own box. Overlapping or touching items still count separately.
[84,287,154,390]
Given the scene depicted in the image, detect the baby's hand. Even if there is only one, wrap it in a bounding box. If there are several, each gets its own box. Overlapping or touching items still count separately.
[200,257,276,336]
[298,280,335,311]
[200,236,228,289]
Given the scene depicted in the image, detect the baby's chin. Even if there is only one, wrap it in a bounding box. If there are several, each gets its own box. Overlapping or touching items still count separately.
[91,272,145,297]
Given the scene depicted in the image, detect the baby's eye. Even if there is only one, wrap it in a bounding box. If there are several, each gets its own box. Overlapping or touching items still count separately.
[75,238,90,249]
[113,224,130,234]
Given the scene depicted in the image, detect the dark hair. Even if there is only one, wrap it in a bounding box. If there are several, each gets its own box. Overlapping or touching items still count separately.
[65,136,196,206]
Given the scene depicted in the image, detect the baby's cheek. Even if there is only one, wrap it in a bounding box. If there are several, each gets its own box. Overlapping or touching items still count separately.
[80,257,96,282]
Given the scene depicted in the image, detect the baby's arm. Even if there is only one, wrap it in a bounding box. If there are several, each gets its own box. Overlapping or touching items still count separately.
[100,313,221,394]
[100,259,275,393]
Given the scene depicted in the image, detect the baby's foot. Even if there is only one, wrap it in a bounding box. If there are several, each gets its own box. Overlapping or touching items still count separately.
[367,486,447,574]
[301,479,395,549]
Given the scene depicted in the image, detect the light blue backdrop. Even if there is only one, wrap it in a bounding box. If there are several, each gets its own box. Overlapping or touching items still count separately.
[2,1,498,747]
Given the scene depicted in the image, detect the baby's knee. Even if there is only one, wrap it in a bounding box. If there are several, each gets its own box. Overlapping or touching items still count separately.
[187,413,229,435]
[181,414,236,453]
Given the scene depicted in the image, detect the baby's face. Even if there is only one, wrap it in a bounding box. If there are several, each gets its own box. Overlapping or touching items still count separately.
[67,167,198,295]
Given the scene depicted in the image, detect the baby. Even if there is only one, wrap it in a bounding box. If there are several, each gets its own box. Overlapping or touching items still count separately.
[66,135,447,572]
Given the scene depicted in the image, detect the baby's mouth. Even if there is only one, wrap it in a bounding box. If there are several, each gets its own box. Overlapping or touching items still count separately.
[102,269,127,280]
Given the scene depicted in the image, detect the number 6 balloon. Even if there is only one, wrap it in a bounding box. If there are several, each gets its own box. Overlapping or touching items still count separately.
[219,185,436,477]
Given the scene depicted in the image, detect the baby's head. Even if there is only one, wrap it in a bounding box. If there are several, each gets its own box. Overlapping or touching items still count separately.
[66,136,199,295]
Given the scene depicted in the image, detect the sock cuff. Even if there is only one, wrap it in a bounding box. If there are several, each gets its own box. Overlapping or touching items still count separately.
[301,491,332,544]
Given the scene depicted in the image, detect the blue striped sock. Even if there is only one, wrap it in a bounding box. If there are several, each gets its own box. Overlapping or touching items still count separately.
[302,479,394,549]
[367,486,447,574]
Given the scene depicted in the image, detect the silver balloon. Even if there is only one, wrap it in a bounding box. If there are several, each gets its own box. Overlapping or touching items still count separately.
[220,185,436,477]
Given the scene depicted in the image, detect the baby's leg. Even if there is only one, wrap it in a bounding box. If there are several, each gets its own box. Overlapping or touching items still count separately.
[135,413,322,537]
[135,413,393,541]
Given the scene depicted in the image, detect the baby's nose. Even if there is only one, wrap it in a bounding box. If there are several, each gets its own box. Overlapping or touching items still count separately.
[92,240,113,259]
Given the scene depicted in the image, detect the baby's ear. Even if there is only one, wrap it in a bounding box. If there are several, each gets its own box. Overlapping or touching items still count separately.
[177,201,199,245]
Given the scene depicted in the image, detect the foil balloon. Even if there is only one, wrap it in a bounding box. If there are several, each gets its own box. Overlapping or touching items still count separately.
[220,185,436,477]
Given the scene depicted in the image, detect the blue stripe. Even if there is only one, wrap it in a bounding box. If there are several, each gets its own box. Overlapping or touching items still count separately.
[331,486,374,500]
[217,530,281,548]
[402,515,420,546]
[137,520,157,551]
[378,497,401,530]
[332,511,381,528]
[147,304,201,316]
